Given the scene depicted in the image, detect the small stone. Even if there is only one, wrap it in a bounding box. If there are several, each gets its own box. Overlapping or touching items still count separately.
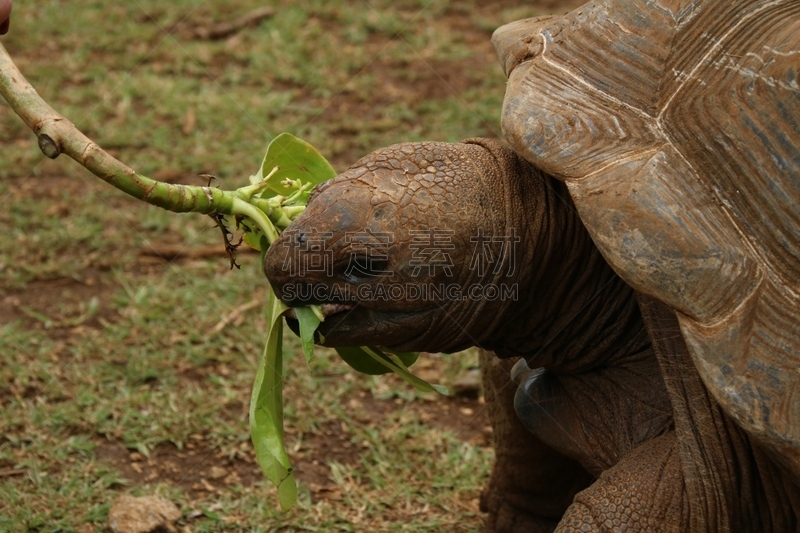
[209,466,227,479]
[224,471,241,486]
[108,494,181,533]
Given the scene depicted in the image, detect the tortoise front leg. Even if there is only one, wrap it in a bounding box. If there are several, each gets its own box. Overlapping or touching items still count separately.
[479,351,593,533]
[555,432,687,533]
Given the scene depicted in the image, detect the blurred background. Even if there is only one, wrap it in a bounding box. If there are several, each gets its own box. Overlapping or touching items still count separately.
[0,0,582,530]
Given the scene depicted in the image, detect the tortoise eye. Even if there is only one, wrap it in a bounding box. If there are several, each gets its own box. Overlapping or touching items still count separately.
[345,258,390,280]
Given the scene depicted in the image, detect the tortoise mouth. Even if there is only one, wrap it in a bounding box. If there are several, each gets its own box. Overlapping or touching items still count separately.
[282,299,433,349]
[284,303,355,320]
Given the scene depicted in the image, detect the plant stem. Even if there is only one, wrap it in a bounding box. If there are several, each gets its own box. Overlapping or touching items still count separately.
[0,41,238,217]
[231,198,280,244]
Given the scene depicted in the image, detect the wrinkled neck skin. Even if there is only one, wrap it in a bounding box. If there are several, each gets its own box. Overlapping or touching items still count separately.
[460,140,650,374]
[264,138,648,373]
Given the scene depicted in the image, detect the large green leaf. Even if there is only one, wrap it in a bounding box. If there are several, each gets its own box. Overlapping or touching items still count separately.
[242,134,335,252]
[249,287,297,510]
[258,133,336,199]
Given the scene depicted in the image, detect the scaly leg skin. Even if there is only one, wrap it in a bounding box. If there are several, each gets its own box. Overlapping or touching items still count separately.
[555,432,687,533]
[479,351,593,533]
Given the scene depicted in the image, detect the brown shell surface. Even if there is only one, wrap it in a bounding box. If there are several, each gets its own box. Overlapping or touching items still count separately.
[495,0,800,478]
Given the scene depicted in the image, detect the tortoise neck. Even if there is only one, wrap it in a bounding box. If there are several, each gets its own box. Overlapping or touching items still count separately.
[479,154,649,373]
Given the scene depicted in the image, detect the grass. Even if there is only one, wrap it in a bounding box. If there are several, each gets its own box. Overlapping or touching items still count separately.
[0,0,582,531]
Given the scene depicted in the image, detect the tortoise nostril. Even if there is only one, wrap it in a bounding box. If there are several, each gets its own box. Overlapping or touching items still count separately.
[295,232,307,245]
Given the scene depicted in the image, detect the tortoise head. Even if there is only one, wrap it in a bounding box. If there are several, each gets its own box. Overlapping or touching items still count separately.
[263,139,535,354]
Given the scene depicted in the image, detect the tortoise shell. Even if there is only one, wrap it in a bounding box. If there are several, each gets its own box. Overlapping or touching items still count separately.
[494,0,800,477]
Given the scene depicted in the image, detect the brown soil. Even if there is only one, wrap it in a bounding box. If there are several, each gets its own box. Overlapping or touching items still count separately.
[94,392,490,501]
[0,267,117,334]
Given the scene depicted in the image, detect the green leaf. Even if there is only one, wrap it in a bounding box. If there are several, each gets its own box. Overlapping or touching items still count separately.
[259,133,336,200]
[249,288,297,510]
[390,350,420,367]
[335,346,394,375]
[361,346,448,395]
[294,306,321,364]
[242,230,263,251]
[334,346,427,379]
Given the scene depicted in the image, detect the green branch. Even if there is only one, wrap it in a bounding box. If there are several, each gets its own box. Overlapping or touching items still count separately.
[0,43,220,211]
[0,41,293,243]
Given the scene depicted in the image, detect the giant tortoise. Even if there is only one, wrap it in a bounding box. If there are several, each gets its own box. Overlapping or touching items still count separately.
[264,0,799,530]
